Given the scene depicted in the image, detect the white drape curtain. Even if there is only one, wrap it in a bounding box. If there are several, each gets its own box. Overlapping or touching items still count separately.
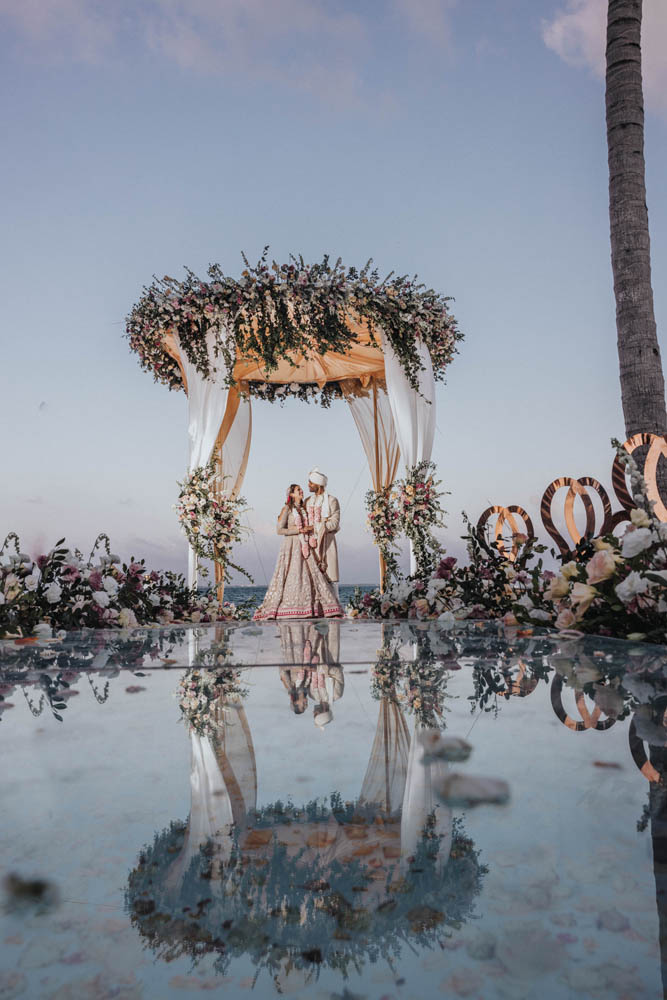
[342,377,400,586]
[342,378,401,492]
[380,333,436,574]
[165,701,257,890]
[174,330,233,588]
[358,698,410,816]
[400,720,453,874]
[220,394,252,499]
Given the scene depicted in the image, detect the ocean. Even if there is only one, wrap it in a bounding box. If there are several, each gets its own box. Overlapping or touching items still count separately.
[221,584,373,610]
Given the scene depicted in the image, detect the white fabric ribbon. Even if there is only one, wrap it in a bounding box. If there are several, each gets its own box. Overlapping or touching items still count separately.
[400,720,452,874]
[380,332,436,574]
[174,329,233,588]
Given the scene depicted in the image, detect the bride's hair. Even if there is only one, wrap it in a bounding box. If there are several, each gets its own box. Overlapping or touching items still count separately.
[285,484,301,508]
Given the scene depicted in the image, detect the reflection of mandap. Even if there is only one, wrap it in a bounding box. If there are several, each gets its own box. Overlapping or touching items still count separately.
[126,624,486,981]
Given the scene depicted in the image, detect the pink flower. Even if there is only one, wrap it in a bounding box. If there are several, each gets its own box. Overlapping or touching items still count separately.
[585,549,617,585]
[555,608,576,630]
[89,571,103,590]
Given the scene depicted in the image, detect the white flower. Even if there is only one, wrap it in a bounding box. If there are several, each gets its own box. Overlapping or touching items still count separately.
[24,572,40,592]
[103,576,119,595]
[92,590,110,608]
[438,611,456,630]
[118,608,138,629]
[45,582,62,604]
[529,609,551,621]
[614,571,649,604]
[33,622,52,638]
[630,507,651,529]
[148,593,162,607]
[0,592,5,605]
[517,594,534,610]
[621,526,653,558]
[561,561,579,580]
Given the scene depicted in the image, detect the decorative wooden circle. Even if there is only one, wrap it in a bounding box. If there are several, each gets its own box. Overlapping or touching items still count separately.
[476,505,534,562]
[505,659,538,698]
[540,477,613,555]
[628,698,667,783]
[550,675,616,732]
[611,433,667,524]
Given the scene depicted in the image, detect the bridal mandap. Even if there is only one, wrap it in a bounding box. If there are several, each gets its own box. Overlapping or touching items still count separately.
[126,254,461,593]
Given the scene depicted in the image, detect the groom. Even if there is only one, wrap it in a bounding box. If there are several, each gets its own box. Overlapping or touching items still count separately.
[306,467,341,598]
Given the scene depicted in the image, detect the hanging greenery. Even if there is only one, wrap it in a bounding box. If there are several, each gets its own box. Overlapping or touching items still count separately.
[126,251,462,399]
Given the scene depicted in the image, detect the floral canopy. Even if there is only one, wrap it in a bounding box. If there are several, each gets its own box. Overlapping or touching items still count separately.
[126,253,461,588]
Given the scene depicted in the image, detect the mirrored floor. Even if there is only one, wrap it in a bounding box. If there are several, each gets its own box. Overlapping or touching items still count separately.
[2,621,667,999]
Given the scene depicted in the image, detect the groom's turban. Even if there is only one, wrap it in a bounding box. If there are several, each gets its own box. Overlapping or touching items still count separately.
[309,468,328,487]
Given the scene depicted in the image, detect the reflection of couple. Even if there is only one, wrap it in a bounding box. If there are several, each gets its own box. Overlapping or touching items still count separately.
[253,467,343,621]
[278,621,344,726]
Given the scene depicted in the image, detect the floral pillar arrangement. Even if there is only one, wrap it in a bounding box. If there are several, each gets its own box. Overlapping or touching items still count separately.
[175,460,252,600]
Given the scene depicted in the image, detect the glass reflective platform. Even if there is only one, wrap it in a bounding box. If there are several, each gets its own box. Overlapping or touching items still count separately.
[2,620,667,999]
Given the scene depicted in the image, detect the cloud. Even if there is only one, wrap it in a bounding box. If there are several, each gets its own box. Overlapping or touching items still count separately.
[0,0,457,104]
[542,0,667,117]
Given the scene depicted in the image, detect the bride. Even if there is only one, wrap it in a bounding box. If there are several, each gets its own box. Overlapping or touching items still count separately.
[253,484,343,622]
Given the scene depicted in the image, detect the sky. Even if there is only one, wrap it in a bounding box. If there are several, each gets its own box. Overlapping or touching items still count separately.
[1,0,666,586]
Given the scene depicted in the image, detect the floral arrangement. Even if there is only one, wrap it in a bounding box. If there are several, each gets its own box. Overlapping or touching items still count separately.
[349,443,667,645]
[243,379,345,408]
[365,461,447,587]
[539,443,667,643]
[0,533,252,639]
[176,661,248,739]
[126,251,462,397]
[175,461,252,583]
[365,483,401,587]
[399,460,447,579]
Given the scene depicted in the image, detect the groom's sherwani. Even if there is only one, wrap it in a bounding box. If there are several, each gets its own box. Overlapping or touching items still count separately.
[306,492,340,583]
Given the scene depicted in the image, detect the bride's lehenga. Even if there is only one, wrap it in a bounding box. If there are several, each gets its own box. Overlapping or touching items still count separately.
[253,505,342,621]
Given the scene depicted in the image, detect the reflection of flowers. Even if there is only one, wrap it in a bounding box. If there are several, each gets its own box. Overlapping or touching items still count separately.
[126,798,485,981]
[176,661,247,739]
[0,630,182,723]
[371,626,451,728]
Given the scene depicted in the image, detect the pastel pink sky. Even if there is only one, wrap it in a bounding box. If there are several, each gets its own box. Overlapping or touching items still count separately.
[1,0,665,584]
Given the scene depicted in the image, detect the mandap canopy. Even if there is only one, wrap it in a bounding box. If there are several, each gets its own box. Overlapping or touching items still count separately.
[126,254,461,589]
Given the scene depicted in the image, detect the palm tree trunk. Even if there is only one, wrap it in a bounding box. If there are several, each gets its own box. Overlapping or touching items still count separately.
[606,0,667,445]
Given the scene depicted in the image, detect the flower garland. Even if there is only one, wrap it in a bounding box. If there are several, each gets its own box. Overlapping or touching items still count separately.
[126,252,462,397]
[365,483,401,587]
[243,380,345,408]
[399,460,447,579]
[0,533,252,639]
[365,462,447,587]
[175,460,252,584]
